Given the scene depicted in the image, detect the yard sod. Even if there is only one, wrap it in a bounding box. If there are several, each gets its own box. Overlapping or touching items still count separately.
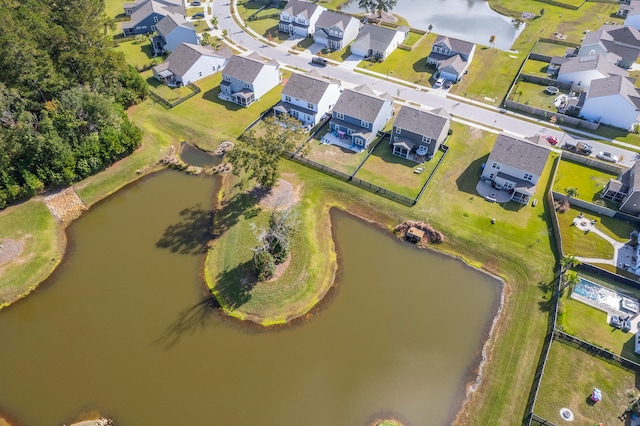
[303,127,369,175]
[237,1,286,42]
[186,6,204,17]
[531,40,576,57]
[535,340,637,424]
[521,59,551,77]
[508,80,563,110]
[0,200,61,308]
[353,137,444,198]
[114,39,156,70]
[555,208,615,259]
[144,71,197,103]
[552,159,617,203]
[558,290,640,361]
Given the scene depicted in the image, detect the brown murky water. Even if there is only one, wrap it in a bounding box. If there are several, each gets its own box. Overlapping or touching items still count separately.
[0,170,500,425]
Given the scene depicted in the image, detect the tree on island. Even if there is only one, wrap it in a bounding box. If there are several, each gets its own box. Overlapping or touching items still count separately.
[252,203,298,281]
[227,114,306,189]
[489,35,496,47]
[358,0,398,18]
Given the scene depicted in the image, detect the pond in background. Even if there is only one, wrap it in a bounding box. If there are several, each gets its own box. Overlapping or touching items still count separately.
[0,170,501,425]
[340,0,525,50]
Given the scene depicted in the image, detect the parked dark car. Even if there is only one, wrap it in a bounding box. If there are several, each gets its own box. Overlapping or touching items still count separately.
[443,80,452,89]
[562,140,593,155]
[192,12,205,19]
[191,1,201,6]
[311,56,328,66]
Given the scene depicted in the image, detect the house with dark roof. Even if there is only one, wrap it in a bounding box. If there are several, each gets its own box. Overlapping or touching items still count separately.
[323,84,393,151]
[152,43,232,86]
[273,70,341,126]
[219,53,281,107]
[578,24,640,69]
[579,75,640,129]
[278,0,325,36]
[557,54,629,89]
[121,0,183,36]
[479,134,550,204]
[123,0,181,16]
[152,12,198,54]
[313,10,361,51]
[426,35,475,83]
[390,105,450,162]
[350,24,409,59]
[602,161,640,215]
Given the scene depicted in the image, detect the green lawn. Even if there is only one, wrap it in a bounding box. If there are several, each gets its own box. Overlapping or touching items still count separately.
[359,32,438,86]
[145,72,197,103]
[354,138,443,198]
[114,39,156,69]
[304,138,367,175]
[402,31,424,48]
[522,59,550,77]
[556,208,615,259]
[509,80,565,110]
[237,1,286,42]
[0,200,60,308]
[559,290,640,361]
[535,340,636,425]
[531,40,576,57]
[553,159,617,203]
[186,6,204,17]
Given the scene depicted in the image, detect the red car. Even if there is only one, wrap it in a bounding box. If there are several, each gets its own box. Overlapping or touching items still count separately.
[545,135,558,145]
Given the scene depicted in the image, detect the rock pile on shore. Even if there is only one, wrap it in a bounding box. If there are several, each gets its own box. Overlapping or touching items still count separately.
[214,141,234,157]
[394,220,445,247]
[44,188,87,223]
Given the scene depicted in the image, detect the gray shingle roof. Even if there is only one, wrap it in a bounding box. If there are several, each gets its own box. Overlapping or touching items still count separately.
[393,105,450,139]
[559,54,628,77]
[282,71,335,104]
[487,134,549,177]
[156,12,194,37]
[282,0,321,19]
[223,53,279,83]
[587,75,640,109]
[351,24,404,53]
[333,84,391,123]
[439,54,467,74]
[153,43,225,78]
[433,35,475,56]
[315,10,356,31]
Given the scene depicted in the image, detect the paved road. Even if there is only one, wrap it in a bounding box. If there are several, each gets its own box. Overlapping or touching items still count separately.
[209,0,639,167]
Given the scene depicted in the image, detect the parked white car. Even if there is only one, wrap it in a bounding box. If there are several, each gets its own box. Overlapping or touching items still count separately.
[434,78,445,88]
[596,152,619,163]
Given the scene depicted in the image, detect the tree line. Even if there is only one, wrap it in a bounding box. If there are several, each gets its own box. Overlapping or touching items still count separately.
[0,0,149,209]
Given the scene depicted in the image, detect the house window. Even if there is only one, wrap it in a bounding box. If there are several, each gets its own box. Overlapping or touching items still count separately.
[347,129,354,135]
[491,163,500,169]
[354,138,364,146]
[153,16,159,23]
[244,82,251,88]
[394,136,398,141]
[151,26,156,31]
[422,136,431,143]
[199,71,202,77]
[361,120,369,128]
[285,95,291,102]
[524,173,533,181]
[338,32,342,37]
[307,102,313,109]
[336,112,344,120]
[395,127,401,134]
[224,75,231,81]
[126,8,132,14]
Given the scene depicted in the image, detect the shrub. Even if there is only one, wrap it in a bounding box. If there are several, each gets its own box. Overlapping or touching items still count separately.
[254,249,275,281]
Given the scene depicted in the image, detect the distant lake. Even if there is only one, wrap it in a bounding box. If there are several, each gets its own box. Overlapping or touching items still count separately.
[340,0,525,50]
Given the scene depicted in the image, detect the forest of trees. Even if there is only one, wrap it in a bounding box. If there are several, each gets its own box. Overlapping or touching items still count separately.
[0,0,149,209]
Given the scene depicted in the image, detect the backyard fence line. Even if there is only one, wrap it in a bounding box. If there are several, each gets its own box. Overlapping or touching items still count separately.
[554,330,640,372]
[537,38,580,48]
[575,263,640,291]
[350,132,388,178]
[414,142,450,204]
[528,413,557,426]
[535,0,581,10]
[285,153,351,181]
[148,83,201,109]
[348,176,415,206]
[548,157,564,258]
[558,153,626,174]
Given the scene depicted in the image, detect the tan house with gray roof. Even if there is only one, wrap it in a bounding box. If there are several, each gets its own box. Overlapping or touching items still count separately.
[480,134,550,204]
[219,53,281,107]
[390,105,450,162]
[350,24,408,59]
[273,70,341,126]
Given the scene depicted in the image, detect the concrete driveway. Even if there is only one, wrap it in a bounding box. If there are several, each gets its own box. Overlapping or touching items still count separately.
[338,53,364,70]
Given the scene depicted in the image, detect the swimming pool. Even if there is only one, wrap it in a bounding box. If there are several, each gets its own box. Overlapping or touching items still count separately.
[572,278,621,311]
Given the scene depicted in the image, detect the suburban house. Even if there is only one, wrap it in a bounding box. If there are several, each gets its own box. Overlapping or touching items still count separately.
[350,24,409,59]
[622,0,640,28]
[152,43,233,86]
[273,70,341,127]
[578,24,640,69]
[121,0,183,36]
[278,0,326,37]
[324,84,393,151]
[556,54,629,89]
[602,161,640,215]
[390,105,450,162]
[579,75,640,129]
[479,134,550,204]
[219,53,281,107]
[123,0,181,16]
[313,10,361,51]
[426,35,475,83]
[152,12,198,54]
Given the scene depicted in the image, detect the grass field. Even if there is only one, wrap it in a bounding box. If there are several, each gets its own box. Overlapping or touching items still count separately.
[553,159,617,203]
[522,59,551,77]
[304,139,367,175]
[559,290,640,360]
[238,1,286,42]
[114,39,155,70]
[556,208,615,259]
[535,340,636,424]
[531,40,576,57]
[509,80,564,110]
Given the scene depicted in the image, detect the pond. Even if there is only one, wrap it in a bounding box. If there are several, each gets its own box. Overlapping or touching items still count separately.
[340,0,525,50]
[0,170,501,425]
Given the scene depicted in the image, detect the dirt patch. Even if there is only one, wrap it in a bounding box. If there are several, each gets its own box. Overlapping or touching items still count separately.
[44,188,87,223]
[257,177,302,210]
[0,239,24,267]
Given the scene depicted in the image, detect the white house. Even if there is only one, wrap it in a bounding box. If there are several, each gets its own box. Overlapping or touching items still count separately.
[219,52,281,107]
[580,75,640,130]
[479,134,550,205]
[578,24,640,69]
[313,10,361,51]
[152,12,198,54]
[557,54,628,89]
[624,1,640,29]
[273,70,341,126]
[350,24,409,59]
[278,0,325,37]
[152,43,233,86]
[426,35,475,83]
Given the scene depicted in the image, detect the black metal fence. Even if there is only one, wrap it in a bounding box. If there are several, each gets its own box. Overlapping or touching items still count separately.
[554,330,640,372]
[148,83,201,109]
